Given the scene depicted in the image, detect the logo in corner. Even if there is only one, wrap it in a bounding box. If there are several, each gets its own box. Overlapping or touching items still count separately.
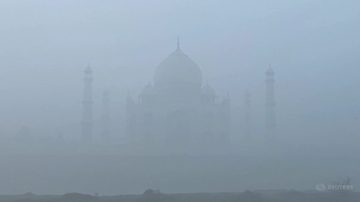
[316,183,326,192]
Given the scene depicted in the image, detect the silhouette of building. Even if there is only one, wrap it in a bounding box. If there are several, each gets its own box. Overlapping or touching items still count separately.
[265,65,276,141]
[82,64,93,142]
[244,90,252,140]
[126,40,231,145]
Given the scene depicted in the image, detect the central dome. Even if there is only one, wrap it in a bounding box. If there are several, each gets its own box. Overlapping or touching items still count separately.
[154,47,202,90]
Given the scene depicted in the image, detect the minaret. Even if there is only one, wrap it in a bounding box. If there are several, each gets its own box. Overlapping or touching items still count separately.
[82,64,93,142]
[101,90,110,142]
[265,65,276,141]
[220,92,231,144]
[244,90,252,140]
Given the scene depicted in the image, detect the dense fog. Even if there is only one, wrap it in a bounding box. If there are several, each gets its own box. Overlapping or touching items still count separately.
[0,0,359,196]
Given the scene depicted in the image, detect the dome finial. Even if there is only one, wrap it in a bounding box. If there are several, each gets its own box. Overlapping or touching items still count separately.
[177,35,180,49]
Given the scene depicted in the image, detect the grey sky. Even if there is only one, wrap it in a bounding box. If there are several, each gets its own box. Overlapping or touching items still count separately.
[0,0,359,146]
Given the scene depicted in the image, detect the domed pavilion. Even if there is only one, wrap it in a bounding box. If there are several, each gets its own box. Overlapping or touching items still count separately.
[126,41,231,145]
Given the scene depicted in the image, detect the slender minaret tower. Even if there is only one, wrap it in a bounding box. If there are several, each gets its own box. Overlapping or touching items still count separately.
[244,90,252,141]
[82,64,93,142]
[265,65,276,141]
[101,90,110,142]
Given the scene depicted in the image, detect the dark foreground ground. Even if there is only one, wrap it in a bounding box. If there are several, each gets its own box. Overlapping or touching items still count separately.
[1,155,359,194]
[1,190,360,202]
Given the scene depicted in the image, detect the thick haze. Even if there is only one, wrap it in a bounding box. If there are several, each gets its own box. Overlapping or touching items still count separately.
[0,0,359,145]
[0,0,360,196]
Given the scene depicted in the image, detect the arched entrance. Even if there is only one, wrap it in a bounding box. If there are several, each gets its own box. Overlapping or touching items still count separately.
[166,110,191,144]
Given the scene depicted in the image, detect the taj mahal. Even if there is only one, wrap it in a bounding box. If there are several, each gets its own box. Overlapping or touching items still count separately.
[81,39,276,146]
[125,41,231,145]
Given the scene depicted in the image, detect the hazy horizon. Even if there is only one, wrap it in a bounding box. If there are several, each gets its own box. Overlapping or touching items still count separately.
[0,0,359,196]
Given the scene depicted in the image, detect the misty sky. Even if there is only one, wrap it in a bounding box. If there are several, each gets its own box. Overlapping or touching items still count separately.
[0,0,359,146]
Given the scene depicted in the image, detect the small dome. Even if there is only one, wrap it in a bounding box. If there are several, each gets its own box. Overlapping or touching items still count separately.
[141,83,155,95]
[84,64,93,73]
[266,66,274,75]
[201,84,215,96]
